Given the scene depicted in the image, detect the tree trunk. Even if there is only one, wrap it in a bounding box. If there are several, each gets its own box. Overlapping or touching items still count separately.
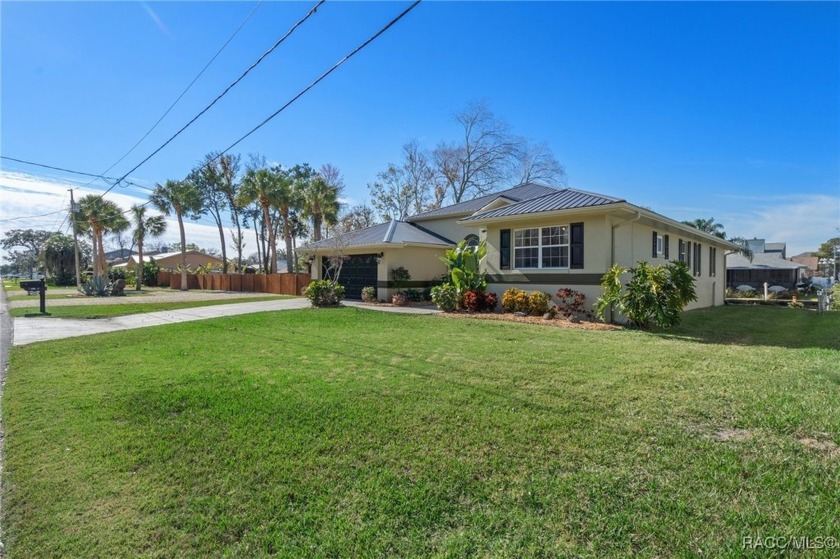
[177,210,188,290]
[313,214,323,242]
[215,215,228,272]
[136,240,144,291]
[232,214,243,271]
[263,203,277,274]
[281,207,294,273]
[99,232,108,276]
[254,224,262,272]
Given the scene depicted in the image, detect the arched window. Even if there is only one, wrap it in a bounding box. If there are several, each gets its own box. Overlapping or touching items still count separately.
[464,234,480,248]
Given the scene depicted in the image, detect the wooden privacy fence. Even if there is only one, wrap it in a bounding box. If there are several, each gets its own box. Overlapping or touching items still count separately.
[157,272,310,296]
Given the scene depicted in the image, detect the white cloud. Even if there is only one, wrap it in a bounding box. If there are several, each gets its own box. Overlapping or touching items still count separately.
[0,171,227,259]
[656,193,839,256]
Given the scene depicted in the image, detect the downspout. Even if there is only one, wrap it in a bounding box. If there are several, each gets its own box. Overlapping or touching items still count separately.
[608,211,641,323]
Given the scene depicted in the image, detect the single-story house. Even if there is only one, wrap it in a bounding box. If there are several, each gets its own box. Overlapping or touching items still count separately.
[113,250,223,272]
[789,252,819,279]
[302,183,740,310]
[726,251,807,290]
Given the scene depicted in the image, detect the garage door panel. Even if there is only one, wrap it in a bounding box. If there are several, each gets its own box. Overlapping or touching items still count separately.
[323,254,378,300]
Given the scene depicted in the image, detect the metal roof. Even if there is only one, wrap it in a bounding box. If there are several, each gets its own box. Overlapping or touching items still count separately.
[407,183,559,221]
[726,253,805,270]
[460,188,623,221]
[302,221,454,251]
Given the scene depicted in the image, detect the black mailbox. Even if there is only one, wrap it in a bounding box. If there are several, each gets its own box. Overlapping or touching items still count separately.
[19,278,47,314]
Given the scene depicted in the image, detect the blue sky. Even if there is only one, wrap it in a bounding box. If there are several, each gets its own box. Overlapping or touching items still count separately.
[1,1,838,256]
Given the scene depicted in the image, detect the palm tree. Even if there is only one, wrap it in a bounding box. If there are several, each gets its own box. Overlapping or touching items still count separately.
[239,166,294,274]
[73,195,129,279]
[129,204,167,291]
[682,218,726,239]
[150,179,202,290]
[296,165,341,244]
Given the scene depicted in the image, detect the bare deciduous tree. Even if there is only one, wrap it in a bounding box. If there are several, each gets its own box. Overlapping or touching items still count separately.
[340,204,378,231]
[433,101,520,204]
[514,140,567,186]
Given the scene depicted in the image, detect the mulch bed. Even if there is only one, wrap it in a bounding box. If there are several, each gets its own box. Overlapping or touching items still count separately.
[436,311,620,331]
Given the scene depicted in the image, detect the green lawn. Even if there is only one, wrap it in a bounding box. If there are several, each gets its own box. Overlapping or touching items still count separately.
[3,306,838,557]
[9,295,292,319]
[5,287,169,302]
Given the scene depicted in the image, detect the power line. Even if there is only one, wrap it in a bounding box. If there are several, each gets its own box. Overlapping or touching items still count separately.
[216,0,422,158]
[0,209,66,223]
[82,0,265,184]
[0,156,152,191]
[105,0,326,196]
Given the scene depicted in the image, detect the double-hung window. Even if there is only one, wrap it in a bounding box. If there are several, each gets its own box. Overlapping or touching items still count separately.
[514,226,569,269]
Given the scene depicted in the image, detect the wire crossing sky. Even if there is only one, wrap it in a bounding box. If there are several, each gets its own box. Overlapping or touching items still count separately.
[1,1,838,256]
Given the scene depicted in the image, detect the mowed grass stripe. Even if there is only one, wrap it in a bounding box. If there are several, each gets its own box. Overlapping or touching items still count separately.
[3,307,838,557]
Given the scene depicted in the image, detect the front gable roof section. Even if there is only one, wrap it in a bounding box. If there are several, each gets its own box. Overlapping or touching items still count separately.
[407,183,559,222]
[461,188,623,222]
[303,220,454,252]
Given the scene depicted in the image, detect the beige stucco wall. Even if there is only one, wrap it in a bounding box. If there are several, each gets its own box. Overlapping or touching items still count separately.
[482,212,728,312]
[310,245,449,300]
[411,216,481,246]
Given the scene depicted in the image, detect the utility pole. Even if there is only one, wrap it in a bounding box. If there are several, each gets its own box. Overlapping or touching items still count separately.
[69,189,82,288]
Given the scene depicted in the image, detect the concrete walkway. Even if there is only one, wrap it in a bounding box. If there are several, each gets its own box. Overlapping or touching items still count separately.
[12,298,311,346]
[12,299,440,346]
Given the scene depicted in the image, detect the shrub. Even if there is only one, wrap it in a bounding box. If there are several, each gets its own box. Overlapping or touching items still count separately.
[431,283,458,312]
[391,291,409,306]
[108,267,127,282]
[595,261,698,329]
[82,276,111,297]
[47,270,75,287]
[502,288,526,312]
[439,240,487,297]
[462,289,482,312]
[142,258,160,287]
[361,286,377,302]
[304,280,344,307]
[392,266,411,288]
[484,291,498,311]
[832,284,840,311]
[405,288,424,302]
[556,288,586,317]
[528,291,551,316]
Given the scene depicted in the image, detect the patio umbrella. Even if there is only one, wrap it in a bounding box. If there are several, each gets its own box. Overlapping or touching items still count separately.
[736,285,755,292]
[768,285,787,293]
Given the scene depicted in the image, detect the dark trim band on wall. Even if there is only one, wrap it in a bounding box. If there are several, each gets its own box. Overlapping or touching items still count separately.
[376,280,438,288]
[486,273,603,285]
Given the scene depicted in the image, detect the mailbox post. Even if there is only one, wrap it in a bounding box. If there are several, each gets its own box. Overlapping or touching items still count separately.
[39,278,46,314]
[19,279,48,315]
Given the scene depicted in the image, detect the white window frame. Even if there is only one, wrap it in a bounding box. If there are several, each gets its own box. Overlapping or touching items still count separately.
[656,234,664,256]
[513,225,569,269]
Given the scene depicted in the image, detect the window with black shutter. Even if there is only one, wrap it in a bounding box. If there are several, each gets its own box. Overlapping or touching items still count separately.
[570,222,584,269]
[500,229,511,270]
[678,239,686,263]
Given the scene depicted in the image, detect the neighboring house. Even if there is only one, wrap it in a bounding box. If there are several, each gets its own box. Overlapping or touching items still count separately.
[726,239,806,290]
[789,252,819,279]
[303,183,739,310]
[113,250,223,272]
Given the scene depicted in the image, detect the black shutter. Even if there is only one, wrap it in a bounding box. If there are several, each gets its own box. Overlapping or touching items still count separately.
[678,239,684,263]
[652,231,658,257]
[500,229,511,270]
[664,235,670,260]
[570,222,584,269]
[697,243,702,276]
